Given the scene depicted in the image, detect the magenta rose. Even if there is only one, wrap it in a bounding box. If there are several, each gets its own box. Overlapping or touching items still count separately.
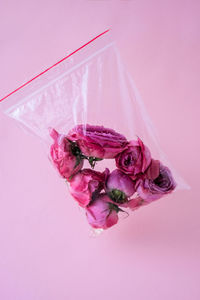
[105,169,135,204]
[86,194,119,229]
[69,169,107,207]
[115,138,151,179]
[136,160,176,202]
[50,128,83,180]
[67,124,128,159]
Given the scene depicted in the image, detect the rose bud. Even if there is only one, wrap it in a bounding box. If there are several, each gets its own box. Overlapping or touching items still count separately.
[105,169,135,204]
[115,138,151,179]
[49,128,83,180]
[136,160,176,202]
[69,169,107,207]
[86,194,119,229]
[67,124,128,159]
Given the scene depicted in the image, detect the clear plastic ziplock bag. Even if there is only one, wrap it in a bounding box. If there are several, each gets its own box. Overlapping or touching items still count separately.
[0,30,189,233]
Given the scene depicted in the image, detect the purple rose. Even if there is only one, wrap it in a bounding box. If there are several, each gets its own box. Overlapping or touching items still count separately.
[115,138,151,179]
[69,169,106,207]
[105,169,135,204]
[49,128,83,180]
[86,194,119,229]
[136,160,176,202]
[67,124,128,159]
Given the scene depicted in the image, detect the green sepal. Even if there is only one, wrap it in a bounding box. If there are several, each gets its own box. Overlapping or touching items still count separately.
[69,140,82,157]
[108,203,125,213]
[109,189,127,204]
[67,175,73,181]
[74,155,82,169]
[88,157,103,168]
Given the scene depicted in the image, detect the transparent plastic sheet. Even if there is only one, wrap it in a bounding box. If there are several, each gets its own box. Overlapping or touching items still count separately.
[0,31,189,234]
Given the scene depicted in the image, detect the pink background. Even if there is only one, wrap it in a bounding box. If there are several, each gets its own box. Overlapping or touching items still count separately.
[0,1,199,299]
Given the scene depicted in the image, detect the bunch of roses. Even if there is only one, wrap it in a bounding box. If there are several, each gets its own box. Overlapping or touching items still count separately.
[50,124,176,230]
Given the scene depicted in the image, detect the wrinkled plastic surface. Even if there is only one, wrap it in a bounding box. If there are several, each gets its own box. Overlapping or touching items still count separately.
[0,32,189,192]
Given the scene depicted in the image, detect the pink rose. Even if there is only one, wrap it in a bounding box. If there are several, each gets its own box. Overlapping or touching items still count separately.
[120,196,145,210]
[115,138,151,179]
[136,160,176,202]
[50,128,83,180]
[69,169,106,207]
[68,124,128,159]
[105,169,135,204]
[86,194,119,229]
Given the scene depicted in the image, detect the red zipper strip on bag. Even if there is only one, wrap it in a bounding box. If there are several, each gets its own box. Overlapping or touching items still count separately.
[0,29,110,103]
